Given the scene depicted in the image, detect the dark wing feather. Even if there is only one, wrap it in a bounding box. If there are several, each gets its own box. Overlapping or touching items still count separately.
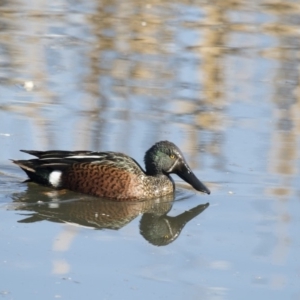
[19,150,145,173]
[20,150,95,159]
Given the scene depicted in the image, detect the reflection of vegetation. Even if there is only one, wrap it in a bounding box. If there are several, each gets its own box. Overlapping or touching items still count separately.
[1,0,300,175]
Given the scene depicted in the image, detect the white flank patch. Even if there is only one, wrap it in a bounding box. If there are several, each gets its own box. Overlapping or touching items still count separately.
[49,170,62,187]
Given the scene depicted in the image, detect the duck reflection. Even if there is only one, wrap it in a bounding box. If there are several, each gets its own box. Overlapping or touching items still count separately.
[11,183,209,246]
[140,203,209,246]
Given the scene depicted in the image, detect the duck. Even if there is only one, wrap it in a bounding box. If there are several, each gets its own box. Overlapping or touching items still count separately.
[12,140,210,201]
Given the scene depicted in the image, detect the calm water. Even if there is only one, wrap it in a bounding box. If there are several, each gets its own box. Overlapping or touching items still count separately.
[1,0,300,299]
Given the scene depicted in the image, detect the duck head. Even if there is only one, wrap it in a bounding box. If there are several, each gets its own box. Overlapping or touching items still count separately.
[144,141,210,194]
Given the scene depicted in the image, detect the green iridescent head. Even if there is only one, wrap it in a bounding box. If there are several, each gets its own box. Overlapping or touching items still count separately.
[144,141,210,194]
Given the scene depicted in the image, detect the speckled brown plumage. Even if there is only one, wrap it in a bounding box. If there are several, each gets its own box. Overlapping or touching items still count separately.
[62,163,147,200]
[12,141,210,201]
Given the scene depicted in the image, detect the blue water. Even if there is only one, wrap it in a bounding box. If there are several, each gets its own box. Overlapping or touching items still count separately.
[1,0,300,299]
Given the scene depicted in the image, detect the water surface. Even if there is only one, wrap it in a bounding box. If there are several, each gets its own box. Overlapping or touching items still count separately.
[1,0,300,299]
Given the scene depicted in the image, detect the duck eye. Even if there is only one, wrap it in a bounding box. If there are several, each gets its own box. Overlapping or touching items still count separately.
[169,154,175,159]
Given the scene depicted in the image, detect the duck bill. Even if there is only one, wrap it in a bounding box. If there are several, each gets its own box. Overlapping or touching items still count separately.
[176,163,210,195]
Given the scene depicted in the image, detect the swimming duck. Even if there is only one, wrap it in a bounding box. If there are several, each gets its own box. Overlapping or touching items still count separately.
[12,141,210,201]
